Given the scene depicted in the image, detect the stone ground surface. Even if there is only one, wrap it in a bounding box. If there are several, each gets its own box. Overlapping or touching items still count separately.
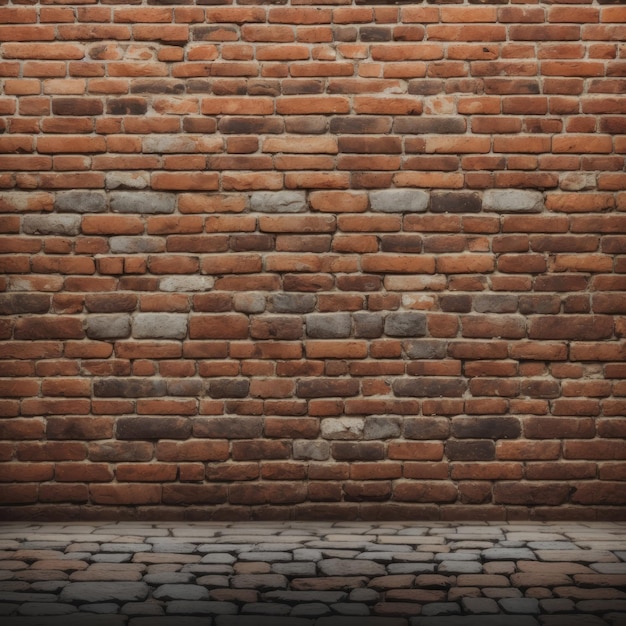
[0,521,625,626]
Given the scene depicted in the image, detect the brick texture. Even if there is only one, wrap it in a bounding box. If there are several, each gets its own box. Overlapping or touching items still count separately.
[1,0,625,521]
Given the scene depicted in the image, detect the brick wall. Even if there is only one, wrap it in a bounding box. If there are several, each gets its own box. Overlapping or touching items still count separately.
[1,0,625,522]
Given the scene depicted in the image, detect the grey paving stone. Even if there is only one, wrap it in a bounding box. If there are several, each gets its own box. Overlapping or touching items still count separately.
[17,603,77,616]
[318,559,386,577]
[290,602,333,617]
[130,619,211,626]
[0,592,59,603]
[143,573,195,584]
[272,562,317,576]
[90,554,133,563]
[231,574,288,590]
[499,598,540,614]
[411,618,539,626]
[59,582,150,603]
[200,553,237,565]
[1,618,127,626]
[437,561,482,574]
[539,598,577,614]
[591,563,626,574]
[238,552,292,562]
[349,588,380,603]
[165,600,237,614]
[216,617,313,626]
[461,597,500,614]
[241,602,291,615]
[80,603,120,613]
[101,543,152,553]
[152,584,209,601]
[150,543,197,554]
[264,590,347,603]
[482,548,536,561]
[331,602,371,615]
[317,618,407,626]
[421,603,461,616]
[121,602,165,616]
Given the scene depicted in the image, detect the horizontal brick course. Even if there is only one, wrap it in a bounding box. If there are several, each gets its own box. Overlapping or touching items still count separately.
[1,0,625,520]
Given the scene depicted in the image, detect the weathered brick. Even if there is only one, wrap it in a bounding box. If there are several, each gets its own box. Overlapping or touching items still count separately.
[117,416,191,440]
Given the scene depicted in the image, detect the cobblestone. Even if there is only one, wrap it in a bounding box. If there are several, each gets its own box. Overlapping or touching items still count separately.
[0,522,624,624]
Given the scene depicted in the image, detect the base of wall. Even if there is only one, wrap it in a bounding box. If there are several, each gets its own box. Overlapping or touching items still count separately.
[1,504,624,523]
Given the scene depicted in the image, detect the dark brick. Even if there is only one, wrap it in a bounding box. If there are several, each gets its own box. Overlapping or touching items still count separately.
[218,117,284,134]
[360,26,392,42]
[94,378,167,398]
[393,378,467,398]
[130,78,185,94]
[493,482,570,506]
[446,440,496,461]
[52,97,103,116]
[193,417,263,439]
[440,295,472,313]
[0,294,50,315]
[231,440,291,460]
[395,116,467,135]
[394,482,457,503]
[451,417,521,440]
[163,484,228,505]
[106,97,148,115]
[331,441,385,461]
[297,379,360,398]
[330,116,392,134]
[380,235,423,253]
[520,379,560,399]
[431,192,482,214]
[404,417,450,440]
[529,315,614,340]
[116,416,191,440]
[85,293,137,313]
[207,378,250,399]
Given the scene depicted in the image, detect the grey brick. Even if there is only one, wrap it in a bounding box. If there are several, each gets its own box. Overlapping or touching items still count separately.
[483,189,544,213]
[110,237,165,254]
[321,418,364,440]
[110,191,175,214]
[474,295,518,314]
[86,315,131,340]
[271,293,316,314]
[402,340,447,359]
[306,313,351,338]
[105,171,150,190]
[54,190,107,213]
[250,191,307,213]
[363,416,402,440]
[133,314,188,340]
[370,189,429,213]
[23,214,81,236]
[160,276,215,292]
[384,312,427,337]
[354,312,384,338]
[293,440,330,461]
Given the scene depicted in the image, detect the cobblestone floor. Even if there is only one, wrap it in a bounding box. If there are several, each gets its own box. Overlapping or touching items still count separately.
[0,521,625,625]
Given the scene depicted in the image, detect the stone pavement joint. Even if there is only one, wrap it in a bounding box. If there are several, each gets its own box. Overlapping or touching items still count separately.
[0,522,625,625]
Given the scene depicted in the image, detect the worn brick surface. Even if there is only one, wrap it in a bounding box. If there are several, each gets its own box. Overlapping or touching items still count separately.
[1,0,626,519]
